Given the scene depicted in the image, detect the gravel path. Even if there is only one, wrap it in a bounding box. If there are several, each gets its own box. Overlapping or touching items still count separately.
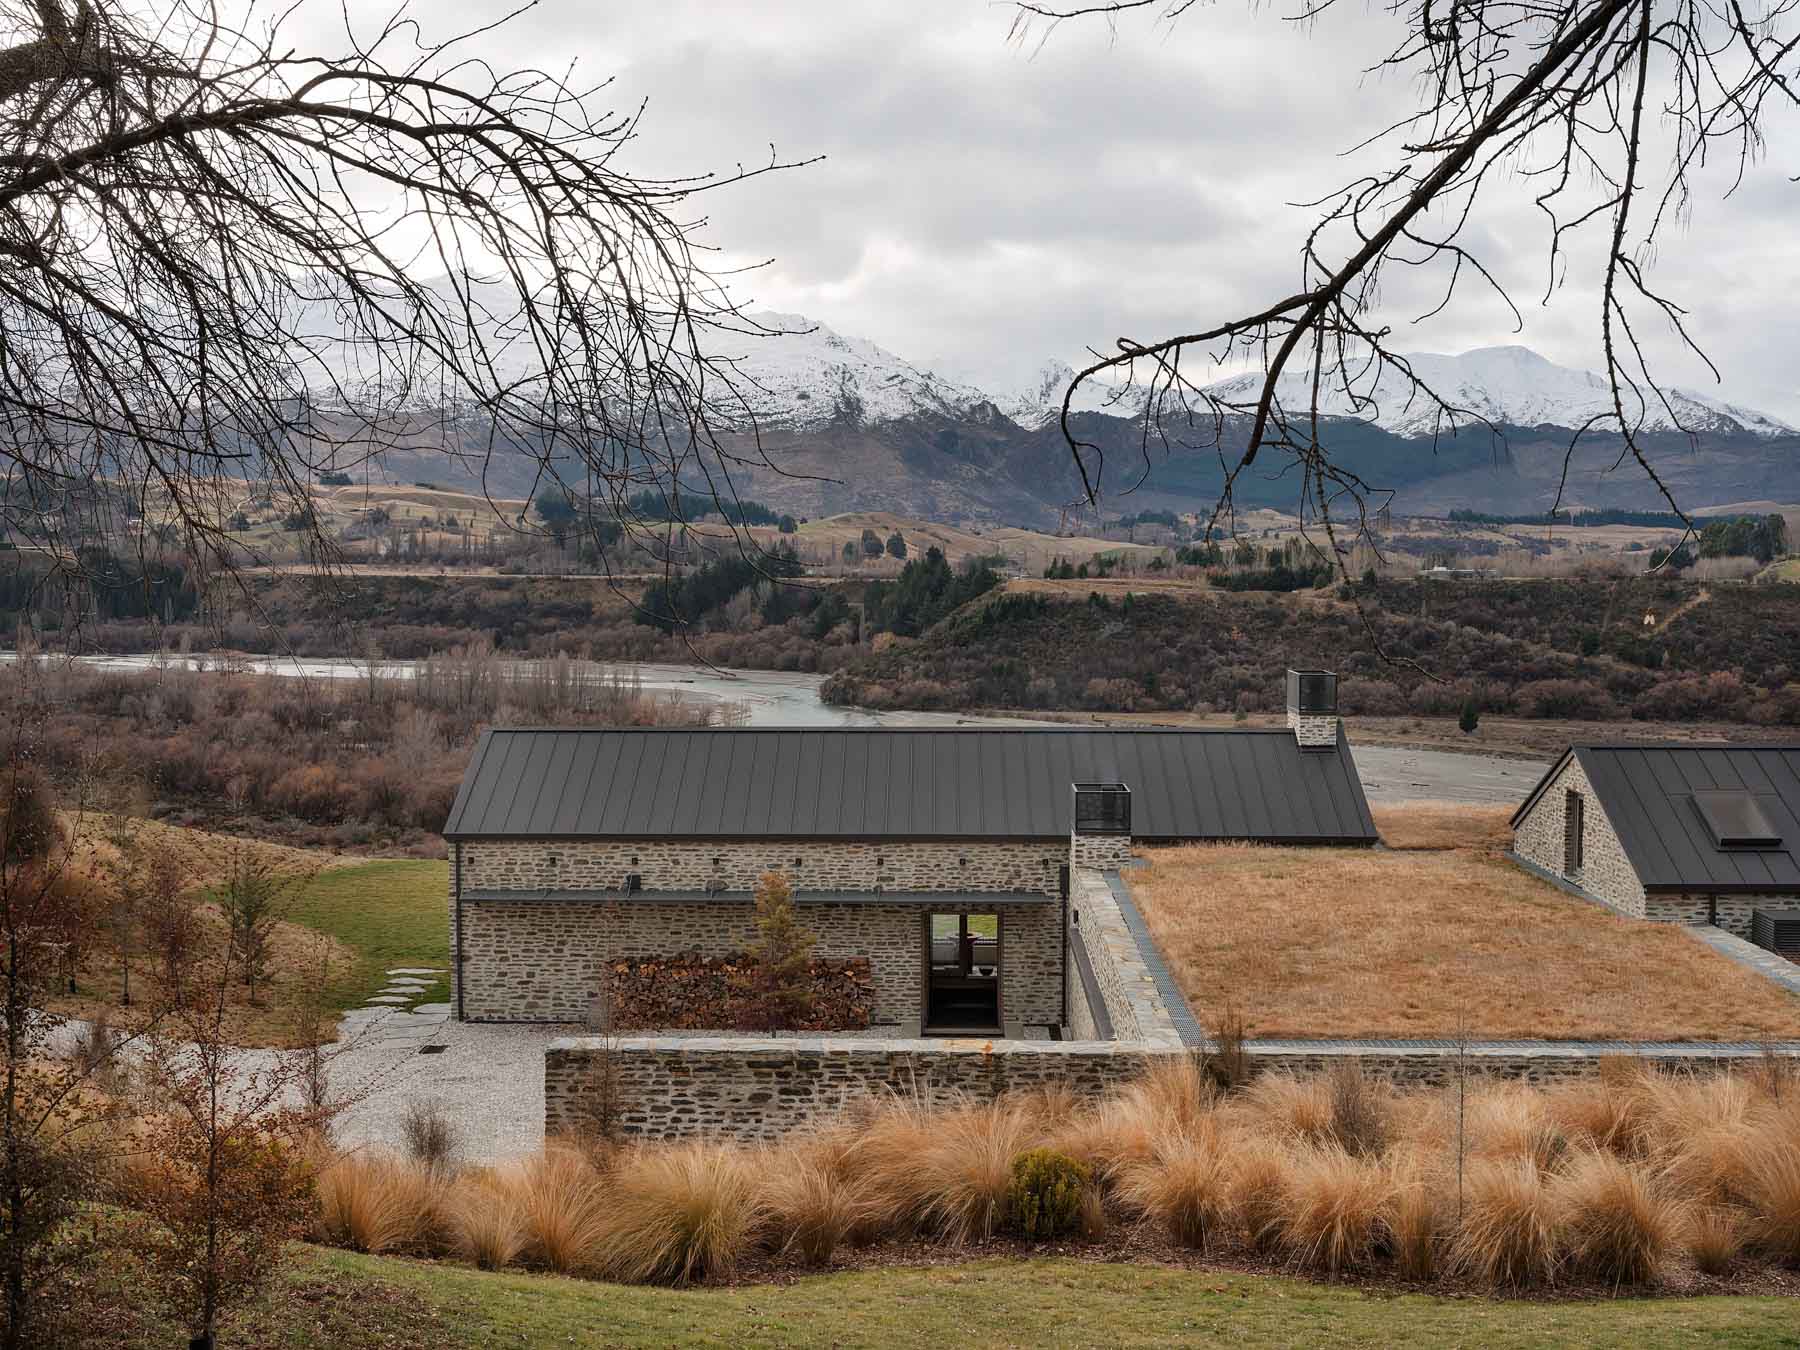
[1351,743,1547,806]
[326,1005,570,1163]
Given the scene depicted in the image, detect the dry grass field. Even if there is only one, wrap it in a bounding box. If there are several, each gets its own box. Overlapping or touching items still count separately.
[1130,806,1800,1042]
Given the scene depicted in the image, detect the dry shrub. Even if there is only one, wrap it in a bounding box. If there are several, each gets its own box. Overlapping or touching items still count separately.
[1227,1139,1291,1254]
[512,1144,611,1274]
[1114,1119,1232,1250]
[445,1167,527,1270]
[1451,1158,1559,1289]
[399,1098,460,1173]
[760,1140,865,1266]
[1325,1062,1390,1158]
[1689,1205,1747,1275]
[589,1141,760,1285]
[1276,1144,1393,1274]
[1552,1150,1683,1287]
[314,1151,443,1254]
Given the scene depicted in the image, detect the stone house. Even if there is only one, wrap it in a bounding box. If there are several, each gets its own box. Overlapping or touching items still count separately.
[442,677,1377,1035]
[1510,743,1800,939]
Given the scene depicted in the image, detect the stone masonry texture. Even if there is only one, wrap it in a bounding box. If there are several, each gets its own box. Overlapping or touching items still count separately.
[543,1038,1800,1142]
[1512,755,1646,916]
[1513,758,1800,935]
[452,838,1065,1023]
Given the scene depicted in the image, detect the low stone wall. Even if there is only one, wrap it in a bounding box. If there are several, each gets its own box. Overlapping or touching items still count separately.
[458,896,1064,1026]
[544,1036,1800,1141]
[545,1036,1150,1140]
[1068,869,1181,1046]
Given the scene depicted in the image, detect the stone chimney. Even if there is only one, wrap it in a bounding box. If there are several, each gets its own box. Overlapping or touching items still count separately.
[1286,669,1339,749]
[1070,782,1132,870]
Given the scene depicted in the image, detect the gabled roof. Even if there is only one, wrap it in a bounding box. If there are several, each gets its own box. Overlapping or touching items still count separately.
[1512,744,1800,893]
[442,726,1378,845]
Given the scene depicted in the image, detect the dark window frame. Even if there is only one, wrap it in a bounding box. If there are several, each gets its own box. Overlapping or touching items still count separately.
[1564,789,1585,874]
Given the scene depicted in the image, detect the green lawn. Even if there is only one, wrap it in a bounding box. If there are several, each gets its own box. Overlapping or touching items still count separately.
[79,1249,1800,1349]
[286,860,450,1012]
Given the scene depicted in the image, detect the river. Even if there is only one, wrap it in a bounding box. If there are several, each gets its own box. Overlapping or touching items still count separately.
[5,651,1542,806]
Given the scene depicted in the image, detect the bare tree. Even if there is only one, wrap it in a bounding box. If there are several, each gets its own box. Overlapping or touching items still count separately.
[0,0,814,628]
[1015,0,1799,601]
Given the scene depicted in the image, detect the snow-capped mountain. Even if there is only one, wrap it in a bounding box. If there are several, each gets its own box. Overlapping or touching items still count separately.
[1197,345,1792,440]
[718,312,995,427]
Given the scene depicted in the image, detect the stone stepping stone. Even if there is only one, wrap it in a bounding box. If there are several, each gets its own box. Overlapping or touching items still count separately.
[387,968,446,977]
[411,1003,453,1015]
[385,979,433,990]
[365,995,411,1006]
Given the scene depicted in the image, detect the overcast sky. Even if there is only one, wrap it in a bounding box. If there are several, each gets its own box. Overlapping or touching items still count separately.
[331,1,1800,420]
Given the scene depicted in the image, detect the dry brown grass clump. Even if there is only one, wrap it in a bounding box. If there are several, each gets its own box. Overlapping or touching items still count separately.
[1552,1150,1684,1287]
[1450,1159,1561,1289]
[1132,844,1800,1040]
[759,1131,869,1266]
[512,1144,612,1274]
[314,1151,444,1254]
[445,1166,528,1270]
[587,1140,761,1285]
[1276,1144,1394,1274]
[1114,1118,1233,1250]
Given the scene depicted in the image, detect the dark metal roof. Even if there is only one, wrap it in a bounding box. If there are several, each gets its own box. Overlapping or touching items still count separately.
[442,726,1378,844]
[1512,744,1800,894]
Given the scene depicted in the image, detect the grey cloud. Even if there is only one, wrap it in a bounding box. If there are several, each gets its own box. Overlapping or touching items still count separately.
[317,0,1800,419]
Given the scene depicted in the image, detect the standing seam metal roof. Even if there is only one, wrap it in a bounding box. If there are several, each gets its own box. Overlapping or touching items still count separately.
[441,726,1379,843]
[1511,744,1800,893]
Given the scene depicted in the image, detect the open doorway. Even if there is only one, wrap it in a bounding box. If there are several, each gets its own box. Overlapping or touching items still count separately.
[923,912,1001,1034]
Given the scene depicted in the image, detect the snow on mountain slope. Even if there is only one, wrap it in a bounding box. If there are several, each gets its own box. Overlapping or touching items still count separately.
[719,312,993,427]
[1198,345,1791,440]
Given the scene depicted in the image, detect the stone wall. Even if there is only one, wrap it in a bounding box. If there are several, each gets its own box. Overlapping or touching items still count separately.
[544,1036,1800,1141]
[459,837,1063,897]
[1286,709,1338,748]
[1070,831,1131,871]
[1651,893,1800,938]
[1068,868,1182,1046]
[1512,755,1646,916]
[458,895,1065,1025]
[451,837,1065,1018]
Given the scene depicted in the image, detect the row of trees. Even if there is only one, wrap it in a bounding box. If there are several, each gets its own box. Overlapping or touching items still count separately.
[840,529,907,562]
[1,717,347,1349]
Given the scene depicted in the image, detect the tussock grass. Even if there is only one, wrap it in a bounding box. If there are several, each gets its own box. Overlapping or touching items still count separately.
[306,1061,1800,1290]
[1552,1150,1684,1287]
[1452,1158,1561,1289]
[1114,1119,1233,1249]
[588,1141,761,1285]
[760,1138,868,1266]
[445,1167,527,1270]
[314,1151,444,1255]
[512,1144,612,1274]
[1276,1144,1393,1274]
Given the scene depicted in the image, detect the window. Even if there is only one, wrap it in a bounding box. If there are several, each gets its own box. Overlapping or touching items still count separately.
[1692,791,1782,849]
[1564,790,1584,874]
